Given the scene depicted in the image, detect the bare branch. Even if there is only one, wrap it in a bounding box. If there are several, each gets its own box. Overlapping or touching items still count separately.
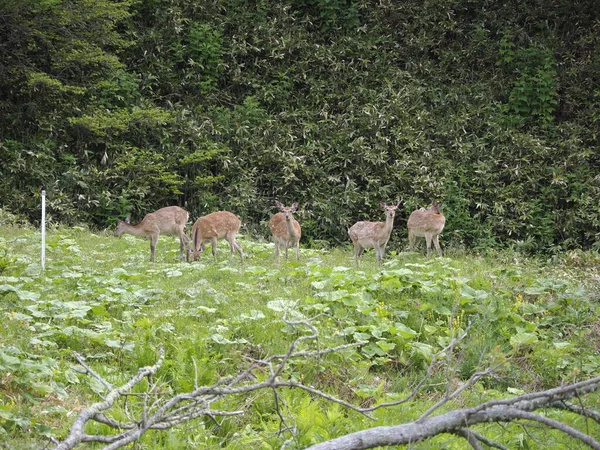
[54,346,165,450]
[509,409,600,449]
[456,429,509,450]
[72,352,114,392]
[418,364,503,421]
[305,378,600,450]
[454,428,484,450]
[552,400,600,424]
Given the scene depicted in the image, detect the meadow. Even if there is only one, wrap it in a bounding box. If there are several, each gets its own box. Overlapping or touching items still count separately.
[1,212,600,449]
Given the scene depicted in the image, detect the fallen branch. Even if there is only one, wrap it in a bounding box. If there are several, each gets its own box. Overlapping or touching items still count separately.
[305,375,600,450]
[53,316,363,449]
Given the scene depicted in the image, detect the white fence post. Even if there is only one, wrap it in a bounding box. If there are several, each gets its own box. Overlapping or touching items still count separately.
[41,190,46,270]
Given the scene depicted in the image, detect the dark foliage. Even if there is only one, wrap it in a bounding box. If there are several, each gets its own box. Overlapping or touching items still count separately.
[0,0,598,252]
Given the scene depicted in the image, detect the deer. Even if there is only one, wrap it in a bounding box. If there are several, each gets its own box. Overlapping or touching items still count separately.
[407,202,446,257]
[269,201,302,263]
[191,211,244,262]
[348,201,402,265]
[114,206,191,262]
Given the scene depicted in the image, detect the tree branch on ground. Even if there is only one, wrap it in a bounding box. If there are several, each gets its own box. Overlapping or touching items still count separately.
[53,317,600,450]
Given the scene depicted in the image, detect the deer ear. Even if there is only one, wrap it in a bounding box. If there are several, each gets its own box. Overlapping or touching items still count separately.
[292,202,299,210]
[275,201,283,209]
[396,200,403,207]
[380,202,387,208]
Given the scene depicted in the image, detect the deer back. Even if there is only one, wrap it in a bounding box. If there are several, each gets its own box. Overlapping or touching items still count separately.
[348,220,387,243]
[115,206,188,237]
[192,211,241,242]
[145,206,189,234]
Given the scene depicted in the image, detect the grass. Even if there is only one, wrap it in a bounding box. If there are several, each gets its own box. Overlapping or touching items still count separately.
[1,219,600,449]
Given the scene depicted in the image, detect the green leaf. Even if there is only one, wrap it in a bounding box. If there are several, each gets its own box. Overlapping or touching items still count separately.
[64,368,80,384]
[390,323,418,339]
[510,331,538,347]
[376,340,396,353]
[410,342,434,360]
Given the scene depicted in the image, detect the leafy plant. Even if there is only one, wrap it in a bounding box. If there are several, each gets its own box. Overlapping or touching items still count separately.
[499,37,558,126]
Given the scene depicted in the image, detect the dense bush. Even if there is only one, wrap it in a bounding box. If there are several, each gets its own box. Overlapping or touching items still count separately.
[0,0,598,251]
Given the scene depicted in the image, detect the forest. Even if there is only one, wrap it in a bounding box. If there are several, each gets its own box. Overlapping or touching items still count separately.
[1,0,599,252]
[2,1,600,449]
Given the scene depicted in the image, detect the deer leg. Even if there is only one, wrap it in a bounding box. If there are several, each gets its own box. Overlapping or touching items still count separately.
[408,230,415,250]
[180,232,191,262]
[354,244,364,263]
[194,242,205,261]
[274,241,280,263]
[149,235,158,262]
[211,237,218,261]
[283,242,289,261]
[425,235,433,257]
[230,236,244,262]
[433,234,442,257]
[226,234,243,262]
[295,241,300,261]
[232,239,244,262]
[226,235,235,258]
[374,245,384,266]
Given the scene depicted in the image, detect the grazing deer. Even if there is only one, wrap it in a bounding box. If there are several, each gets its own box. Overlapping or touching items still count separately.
[191,211,244,262]
[269,201,302,263]
[348,201,402,265]
[407,202,446,257]
[114,206,191,262]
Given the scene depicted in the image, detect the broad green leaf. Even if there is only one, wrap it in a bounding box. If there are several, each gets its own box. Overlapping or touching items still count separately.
[245,266,267,275]
[353,332,371,342]
[510,331,538,346]
[87,377,108,395]
[376,340,396,353]
[410,342,434,360]
[0,284,17,293]
[390,323,418,339]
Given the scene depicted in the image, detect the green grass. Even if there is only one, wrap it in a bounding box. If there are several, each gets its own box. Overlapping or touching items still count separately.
[1,220,600,449]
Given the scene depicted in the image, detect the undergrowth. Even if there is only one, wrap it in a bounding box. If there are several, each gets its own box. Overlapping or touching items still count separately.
[1,223,599,449]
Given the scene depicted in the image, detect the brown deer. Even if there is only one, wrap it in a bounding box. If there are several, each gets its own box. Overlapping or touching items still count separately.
[191,211,244,262]
[348,201,402,265]
[269,201,301,263]
[114,206,191,262]
[407,202,446,257]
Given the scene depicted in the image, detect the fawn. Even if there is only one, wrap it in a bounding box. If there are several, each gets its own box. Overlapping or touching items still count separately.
[191,211,244,262]
[407,202,445,257]
[114,206,191,262]
[269,201,302,263]
[348,201,402,265]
